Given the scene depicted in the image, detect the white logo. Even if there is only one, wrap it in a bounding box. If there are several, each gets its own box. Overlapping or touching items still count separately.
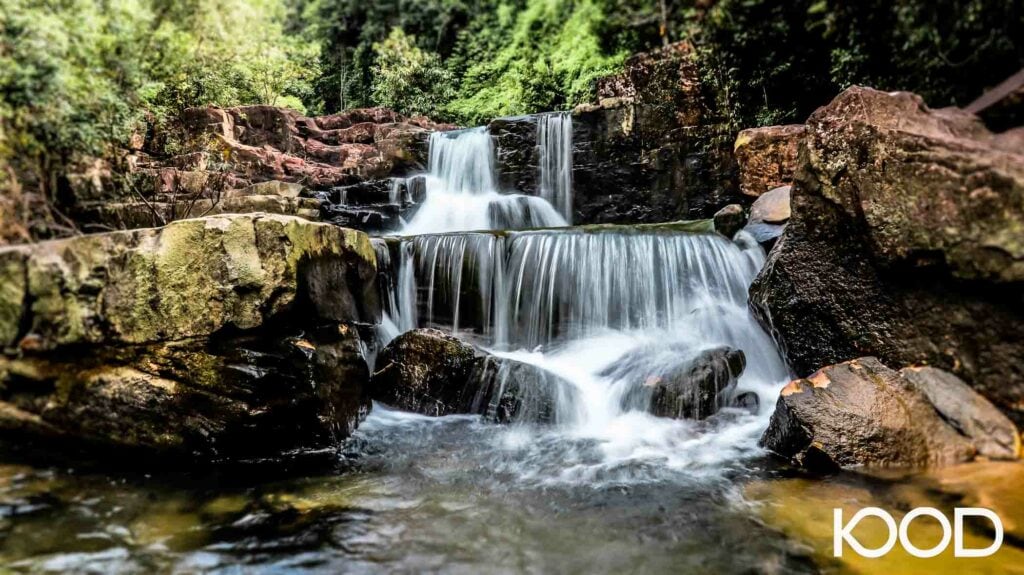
[834,507,1003,558]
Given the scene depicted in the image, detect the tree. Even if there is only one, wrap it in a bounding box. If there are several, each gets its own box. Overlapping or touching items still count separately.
[371,28,455,117]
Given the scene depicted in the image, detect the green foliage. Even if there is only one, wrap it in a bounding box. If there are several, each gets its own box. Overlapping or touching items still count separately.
[694,0,1024,129]
[371,28,455,117]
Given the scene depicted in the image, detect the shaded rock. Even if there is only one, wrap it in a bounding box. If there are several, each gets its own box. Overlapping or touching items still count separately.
[0,328,369,460]
[0,215,380,461]
[370,328,577,423]
[748,185,790,224]
[230,180,304,198]
[605,345,746,420]
[713,204,746,238]
[760,357,982,470]
[750,87,1024,423]
[734,125,805,197]
[571,42,744,224]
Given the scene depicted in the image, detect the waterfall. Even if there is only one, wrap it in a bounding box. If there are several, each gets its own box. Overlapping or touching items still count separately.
[400,128,567,235]
[537,112,573,222]
[374,228,788,424]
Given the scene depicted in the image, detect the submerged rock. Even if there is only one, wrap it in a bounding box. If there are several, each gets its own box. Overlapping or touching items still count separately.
[606,345,747,420]
[370,328,578,423]
[760,357,1019,471]
[0,214,379,462]
[749,87,1024,423]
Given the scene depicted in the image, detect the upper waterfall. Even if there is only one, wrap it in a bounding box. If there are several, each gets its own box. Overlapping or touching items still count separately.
[537,112,573,223]
[400,126,567,235]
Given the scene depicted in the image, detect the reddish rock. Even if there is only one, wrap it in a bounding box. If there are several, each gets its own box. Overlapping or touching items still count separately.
[734,125,804,197]
[750,86,1024,423]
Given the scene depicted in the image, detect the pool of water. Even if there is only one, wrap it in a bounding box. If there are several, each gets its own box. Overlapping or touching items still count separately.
[4,404,1021,574]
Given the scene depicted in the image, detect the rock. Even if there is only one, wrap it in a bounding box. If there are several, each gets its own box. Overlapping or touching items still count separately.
[760,357,986,470]
[370,329,478,416]
[734,125,805,197]
[732,391,760,415]
[78,195,324,230]
[0,214,377,350]
[900,366,1020,460]
[370,328,578,423]
[571,41,745,224]
[0,214,380,461]
[605,345,746,420]
[713,204,746,238]
[231,180,304,198]
[749,87,1024,423]
[467,355,580,424]
[748,185,790,224]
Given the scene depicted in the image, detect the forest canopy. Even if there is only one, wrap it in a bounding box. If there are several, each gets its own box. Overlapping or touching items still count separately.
[1,0,1021,206]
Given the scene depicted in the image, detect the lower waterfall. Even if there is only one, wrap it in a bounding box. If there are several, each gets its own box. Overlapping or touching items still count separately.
[372,226,790,483]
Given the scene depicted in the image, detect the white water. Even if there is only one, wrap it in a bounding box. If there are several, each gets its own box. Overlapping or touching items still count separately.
[537,112,574,223]
[372,228,790,483]
[400,127,567,235]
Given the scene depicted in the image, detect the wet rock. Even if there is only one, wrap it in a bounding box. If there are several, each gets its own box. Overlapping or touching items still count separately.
[370,328,577,423]
[0,215,379,461]
[734,125,804,197]
[78,195,324,230]
[606,346,746,420]
[467,356,580,424]
[748,185,790,224]
[713,204,746,238]
[370,329,478,416]
[760,357,1018,470]
[749,87,1024,423]
[732,392,760,415]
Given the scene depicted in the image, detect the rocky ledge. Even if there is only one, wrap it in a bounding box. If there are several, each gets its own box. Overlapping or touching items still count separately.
[750,86,1024,424]
[0,214,379,462]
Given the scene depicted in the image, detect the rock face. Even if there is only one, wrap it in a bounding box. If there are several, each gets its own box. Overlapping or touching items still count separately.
[370,328,578,423]
[0,214,379,461]
[734,125,804,197]
[568,42,744,224]
[760,357,1019,470]
[606,345,747,420]
[69,106,454,234]
[750,87,1024,423]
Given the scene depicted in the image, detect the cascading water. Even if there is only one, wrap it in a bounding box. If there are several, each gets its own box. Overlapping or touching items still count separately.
[373,226,790,482]
[371,112,789,485]
[537,112,574,222]
[400,127,567,235]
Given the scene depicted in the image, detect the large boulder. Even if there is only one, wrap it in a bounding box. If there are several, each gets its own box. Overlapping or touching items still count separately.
[760,357,1019,470]
[734,125,805,197]
[604,345,747,420]
[0,214,379,461]
[370,328,578,423]
[750,87,1024,423]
